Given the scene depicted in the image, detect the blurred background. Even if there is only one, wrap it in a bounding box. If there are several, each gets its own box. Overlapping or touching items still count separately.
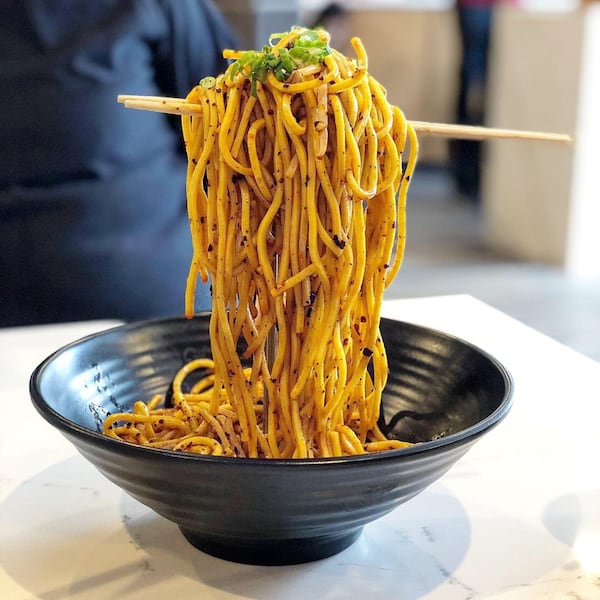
[1,0,598,362]
[220,0,600,361]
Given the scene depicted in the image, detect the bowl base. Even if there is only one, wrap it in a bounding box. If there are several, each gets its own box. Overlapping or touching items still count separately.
[180,527,363,565]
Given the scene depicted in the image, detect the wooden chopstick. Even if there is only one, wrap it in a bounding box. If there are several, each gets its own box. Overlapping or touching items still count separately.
[409,120,573,143]
[117,94,203,116]
[117,95,574,143]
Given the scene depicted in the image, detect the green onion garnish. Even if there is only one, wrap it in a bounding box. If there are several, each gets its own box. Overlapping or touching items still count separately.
[227,28,331,96]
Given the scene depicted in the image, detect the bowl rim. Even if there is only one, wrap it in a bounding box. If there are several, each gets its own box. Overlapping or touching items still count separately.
[29,315,513,467]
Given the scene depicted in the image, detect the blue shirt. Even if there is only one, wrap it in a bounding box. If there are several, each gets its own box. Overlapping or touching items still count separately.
[0,0,236,325]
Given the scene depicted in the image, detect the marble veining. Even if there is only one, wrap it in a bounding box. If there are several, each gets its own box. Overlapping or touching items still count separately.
[1,297,599,598]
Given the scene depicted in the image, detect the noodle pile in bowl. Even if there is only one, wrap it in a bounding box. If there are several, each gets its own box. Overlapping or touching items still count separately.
[104,27,418,458]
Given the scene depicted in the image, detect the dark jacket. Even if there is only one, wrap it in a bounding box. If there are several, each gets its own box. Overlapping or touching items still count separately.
[0,0,235,325]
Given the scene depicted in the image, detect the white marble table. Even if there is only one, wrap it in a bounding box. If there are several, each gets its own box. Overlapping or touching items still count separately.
[1,295,599,599]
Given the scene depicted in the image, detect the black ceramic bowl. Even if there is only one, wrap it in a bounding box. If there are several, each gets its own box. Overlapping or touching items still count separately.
[30,315,512,565]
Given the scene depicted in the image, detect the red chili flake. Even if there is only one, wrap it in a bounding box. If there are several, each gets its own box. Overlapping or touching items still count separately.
[332,234,346,249]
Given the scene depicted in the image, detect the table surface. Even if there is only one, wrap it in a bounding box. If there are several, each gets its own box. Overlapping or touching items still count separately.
[1,295,599,599]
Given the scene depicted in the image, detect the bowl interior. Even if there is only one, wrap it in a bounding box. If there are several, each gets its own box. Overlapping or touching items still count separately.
[379,318,510,445]
[32,315,512,454]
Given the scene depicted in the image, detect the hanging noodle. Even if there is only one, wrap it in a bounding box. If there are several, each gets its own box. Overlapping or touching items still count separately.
[104,28,418,458]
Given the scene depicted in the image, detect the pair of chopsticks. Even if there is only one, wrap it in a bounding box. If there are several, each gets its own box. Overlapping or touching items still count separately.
[117,94,574,143]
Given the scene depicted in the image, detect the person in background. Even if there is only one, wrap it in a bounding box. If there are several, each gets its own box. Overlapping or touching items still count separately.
[0,0,236,327]
[453,0,514,203]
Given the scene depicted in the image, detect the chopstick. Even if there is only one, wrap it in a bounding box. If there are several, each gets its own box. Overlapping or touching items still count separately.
[409,121,573,143]
[117,94,203,116]
[117,94,574,143]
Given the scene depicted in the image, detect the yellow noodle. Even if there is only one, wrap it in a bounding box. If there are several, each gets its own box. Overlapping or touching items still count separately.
[105,28,418,458]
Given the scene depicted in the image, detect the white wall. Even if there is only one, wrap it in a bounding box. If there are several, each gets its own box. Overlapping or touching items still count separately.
[484,5,600,276]
[565,4,600,277]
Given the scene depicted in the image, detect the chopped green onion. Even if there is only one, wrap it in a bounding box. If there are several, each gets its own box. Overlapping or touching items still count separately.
[268,32,288,46]
[199,76,217,89]
[227,28,331,96]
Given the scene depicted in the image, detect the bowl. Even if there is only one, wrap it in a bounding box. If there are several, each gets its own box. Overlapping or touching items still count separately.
[30,315,512,565]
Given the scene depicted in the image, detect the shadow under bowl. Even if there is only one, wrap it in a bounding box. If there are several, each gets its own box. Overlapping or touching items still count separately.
[30,315,512,565]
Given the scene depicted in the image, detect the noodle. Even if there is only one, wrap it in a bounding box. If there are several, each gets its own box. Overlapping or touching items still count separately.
[104,28,418,458]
